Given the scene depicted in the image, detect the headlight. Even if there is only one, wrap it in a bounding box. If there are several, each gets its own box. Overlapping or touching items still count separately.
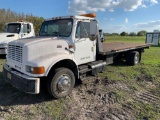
[26,66,45,74]
[0,43,7,47]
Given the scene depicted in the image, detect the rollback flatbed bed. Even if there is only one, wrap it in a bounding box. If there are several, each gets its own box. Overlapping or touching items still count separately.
[100,42,150,55]
[89,41,150,71]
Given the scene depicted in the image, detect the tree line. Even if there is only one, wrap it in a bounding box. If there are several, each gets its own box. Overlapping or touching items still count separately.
[0,8,44,34]
[104,30,147,36]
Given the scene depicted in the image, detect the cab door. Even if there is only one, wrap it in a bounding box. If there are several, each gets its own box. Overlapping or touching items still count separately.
[21,24,32,38]
[74,21,96,65]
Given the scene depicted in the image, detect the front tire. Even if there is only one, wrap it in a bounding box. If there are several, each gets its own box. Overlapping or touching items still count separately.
[47,68,75,98]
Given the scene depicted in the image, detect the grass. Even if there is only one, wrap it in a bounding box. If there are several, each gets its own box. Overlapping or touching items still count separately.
[142,46,160,65]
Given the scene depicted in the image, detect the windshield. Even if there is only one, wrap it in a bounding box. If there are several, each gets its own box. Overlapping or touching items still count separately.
[4,23,21,33]
[39,19,73,37]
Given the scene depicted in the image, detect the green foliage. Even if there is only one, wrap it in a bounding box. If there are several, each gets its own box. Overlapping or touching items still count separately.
[104,33,119,36]
[0,8,44,34]
[120,31,128,36]
[111,33,119,36]
[129,32,136,36]
[137,30,147,36]
[104,36,146,43]
[104,30,148,37]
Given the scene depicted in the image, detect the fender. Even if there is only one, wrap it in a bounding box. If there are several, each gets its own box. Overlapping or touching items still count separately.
[45,53,78,77]
[26,52,78,77]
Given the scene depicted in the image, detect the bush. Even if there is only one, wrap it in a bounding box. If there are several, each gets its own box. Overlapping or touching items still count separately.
[129,32,136,36]
[137,30,147,36]
[120,31,128,36]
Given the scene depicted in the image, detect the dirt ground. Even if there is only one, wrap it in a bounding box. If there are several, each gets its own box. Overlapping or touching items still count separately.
[0,75,160,120]
[64,76,160,120]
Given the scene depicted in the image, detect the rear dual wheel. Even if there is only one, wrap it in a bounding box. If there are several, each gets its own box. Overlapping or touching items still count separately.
[126,51,141,65]
[47,68,75,98]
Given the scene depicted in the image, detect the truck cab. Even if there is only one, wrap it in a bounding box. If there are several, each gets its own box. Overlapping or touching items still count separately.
[3,14,149,98]
[0,21,35,54]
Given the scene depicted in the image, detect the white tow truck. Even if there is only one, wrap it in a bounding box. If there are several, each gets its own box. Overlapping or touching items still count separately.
[3,14,150,98]
[0,21,35,55]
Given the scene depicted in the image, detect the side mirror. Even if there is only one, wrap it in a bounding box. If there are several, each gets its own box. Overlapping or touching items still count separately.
[90,20,97,41]
[89,35,97,41]
[4,25,7,32]
[27,24,31,33]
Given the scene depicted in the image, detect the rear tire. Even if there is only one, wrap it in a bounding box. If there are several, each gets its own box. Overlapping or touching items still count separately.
[126,51,140,65]
[47,68,75,98]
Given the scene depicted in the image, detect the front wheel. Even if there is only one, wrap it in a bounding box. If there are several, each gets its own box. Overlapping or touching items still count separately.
[47,68,75,98]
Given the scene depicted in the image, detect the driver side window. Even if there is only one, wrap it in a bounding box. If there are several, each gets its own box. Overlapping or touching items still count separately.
[75,22,90,39]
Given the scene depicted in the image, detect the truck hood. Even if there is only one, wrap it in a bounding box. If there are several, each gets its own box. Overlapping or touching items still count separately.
[8,36,70,62]
[11,36,69,46]
[0,33,19,44]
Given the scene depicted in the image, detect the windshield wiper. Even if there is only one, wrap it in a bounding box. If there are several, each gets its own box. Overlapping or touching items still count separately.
[39,33,53,36]
[53,32,60,36]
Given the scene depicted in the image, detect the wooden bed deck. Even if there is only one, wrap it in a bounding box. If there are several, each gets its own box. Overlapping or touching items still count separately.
[101,42,150,54]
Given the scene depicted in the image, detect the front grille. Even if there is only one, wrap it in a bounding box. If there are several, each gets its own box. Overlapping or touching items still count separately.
[8,45,23,63]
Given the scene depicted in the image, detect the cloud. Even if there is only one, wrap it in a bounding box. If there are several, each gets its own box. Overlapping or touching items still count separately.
[102,25,128,33]
[109,8,114,12]
[111,0,143,11]
[150,0,158,4]
[133,20,160,32]
[125,18,128,23]
[110,18,114,21]
[68,0,109,14]
[134,20,160,28]
[101,20,160,33]
[141,4,147,8]
[68,0,158,14]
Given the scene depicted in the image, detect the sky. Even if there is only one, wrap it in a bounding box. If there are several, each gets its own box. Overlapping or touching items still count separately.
[0,0,160,34]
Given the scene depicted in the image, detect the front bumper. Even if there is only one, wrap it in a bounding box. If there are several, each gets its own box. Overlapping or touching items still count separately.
[3,64,40,94]
[0,48,7,54]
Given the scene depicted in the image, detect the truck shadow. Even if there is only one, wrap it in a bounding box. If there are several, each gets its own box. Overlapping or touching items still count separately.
[150,45,160,48]
[112,60,129,67]
[0,74,59,106]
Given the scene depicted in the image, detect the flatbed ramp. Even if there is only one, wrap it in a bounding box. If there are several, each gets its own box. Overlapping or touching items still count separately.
[101,42,150,54]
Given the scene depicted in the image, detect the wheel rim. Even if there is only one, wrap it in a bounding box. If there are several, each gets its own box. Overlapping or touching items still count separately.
[135,53,139,64]
[57,74,71,93]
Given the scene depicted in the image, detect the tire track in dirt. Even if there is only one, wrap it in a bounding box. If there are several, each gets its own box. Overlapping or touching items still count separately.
[64,78,136,120]
[122,90,160,120]
[63,75,160,120]
[135,91,160,105]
